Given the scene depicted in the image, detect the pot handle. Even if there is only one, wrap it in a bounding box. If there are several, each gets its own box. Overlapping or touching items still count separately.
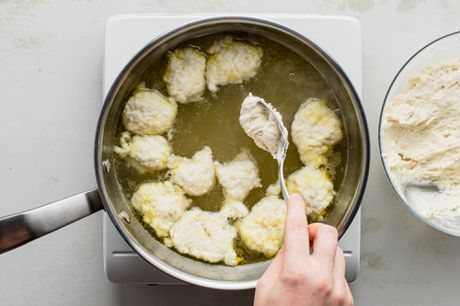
[0,189,103,254]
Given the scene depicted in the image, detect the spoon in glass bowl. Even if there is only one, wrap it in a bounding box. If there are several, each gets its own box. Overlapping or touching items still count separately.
[402,181,460,230]
[239,94,289,201]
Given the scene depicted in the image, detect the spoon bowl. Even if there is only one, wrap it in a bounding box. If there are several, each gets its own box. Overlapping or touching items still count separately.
[256,99,289,201]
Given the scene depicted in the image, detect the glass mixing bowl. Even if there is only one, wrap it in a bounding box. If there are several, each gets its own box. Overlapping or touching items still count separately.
[379,31,460,236]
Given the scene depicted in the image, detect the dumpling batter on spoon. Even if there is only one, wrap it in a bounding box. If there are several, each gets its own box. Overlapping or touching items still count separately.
[239,93,286,158]
[239,93,289,200]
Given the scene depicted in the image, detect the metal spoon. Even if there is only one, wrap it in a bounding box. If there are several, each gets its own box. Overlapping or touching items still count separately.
[401,181,460,229]
[400,181,439,194]
[257,99,290,201]
[431,212,460,231]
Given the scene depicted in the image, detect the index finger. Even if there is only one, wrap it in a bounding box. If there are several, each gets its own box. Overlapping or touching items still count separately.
[282,194,309,272]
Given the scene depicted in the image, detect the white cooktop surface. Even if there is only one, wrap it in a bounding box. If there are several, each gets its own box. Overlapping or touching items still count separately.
[103,13,362,284]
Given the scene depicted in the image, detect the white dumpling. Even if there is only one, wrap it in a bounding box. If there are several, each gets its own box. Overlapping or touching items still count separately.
[214,150,261,201]
[115,132,171,173]
[206,36,263,92]
[131,182,191,238]
[122,86,177,135]
[220,199,249,220]
[291,98,343,167]
[236,196,286,257]
[286,166,335,217]
[170,208,240,266]
[168,147,215,196]
[163,47,207,104]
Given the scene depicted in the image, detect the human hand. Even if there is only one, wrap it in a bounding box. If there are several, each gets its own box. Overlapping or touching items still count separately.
[254,194,353,306]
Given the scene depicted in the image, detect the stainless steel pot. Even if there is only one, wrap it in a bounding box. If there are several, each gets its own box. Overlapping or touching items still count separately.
[0,17,369,290]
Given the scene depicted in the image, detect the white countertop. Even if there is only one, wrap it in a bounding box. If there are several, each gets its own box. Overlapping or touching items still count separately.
[1,1,460,305]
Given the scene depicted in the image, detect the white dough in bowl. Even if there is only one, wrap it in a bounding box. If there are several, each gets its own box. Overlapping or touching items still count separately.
[206,36,263,92]
[131,181,191,238]
[114,131,171,173]
[286,166,335,217]
[291,98,343,167]
[170,208,240,266]
[236,196,286,257]
[163,47,207,104]
[214,150,262,201]
[168,146,216,196]
[381,57,460,224]
[381,57,460,189]
[122,85,177,135]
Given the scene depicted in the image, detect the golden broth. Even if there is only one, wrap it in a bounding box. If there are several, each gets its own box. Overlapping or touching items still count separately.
[114,33,347,265]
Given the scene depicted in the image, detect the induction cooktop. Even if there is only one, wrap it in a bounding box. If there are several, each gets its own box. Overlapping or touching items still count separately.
[103,13,362,284]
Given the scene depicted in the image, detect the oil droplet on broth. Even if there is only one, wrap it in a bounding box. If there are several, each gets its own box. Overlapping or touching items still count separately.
[114,33,347,265]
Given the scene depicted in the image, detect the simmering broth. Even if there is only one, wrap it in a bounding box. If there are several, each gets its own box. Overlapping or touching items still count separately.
[114,33,347,264]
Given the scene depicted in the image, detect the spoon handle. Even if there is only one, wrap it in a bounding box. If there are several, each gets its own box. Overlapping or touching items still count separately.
[278,158,289,202]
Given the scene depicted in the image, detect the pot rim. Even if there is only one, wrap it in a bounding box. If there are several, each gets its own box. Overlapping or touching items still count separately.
[95,15,370,290]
